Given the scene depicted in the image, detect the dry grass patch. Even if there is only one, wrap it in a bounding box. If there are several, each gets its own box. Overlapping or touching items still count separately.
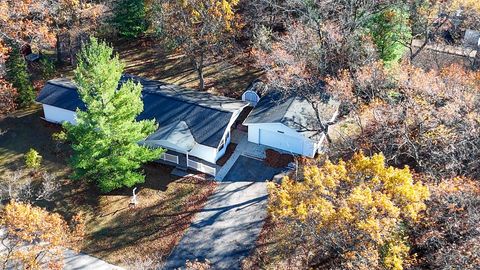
[0,109,217,267]
[81,168,217,267]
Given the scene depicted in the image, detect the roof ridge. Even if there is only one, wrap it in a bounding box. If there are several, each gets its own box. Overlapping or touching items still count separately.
[47,79,77,90]
[141,87,241,114]
[122,73,246,113]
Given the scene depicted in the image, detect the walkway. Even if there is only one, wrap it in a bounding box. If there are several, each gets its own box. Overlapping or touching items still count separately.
[215,130,268,181]
[163,181,268,269]
[64,250,124,270]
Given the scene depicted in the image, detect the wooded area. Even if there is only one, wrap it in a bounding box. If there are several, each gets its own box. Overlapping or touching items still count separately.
[1,0,479,269]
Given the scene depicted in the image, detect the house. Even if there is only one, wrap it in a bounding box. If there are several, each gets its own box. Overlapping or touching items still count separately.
[36,74,249,176]
[243,90,340,158]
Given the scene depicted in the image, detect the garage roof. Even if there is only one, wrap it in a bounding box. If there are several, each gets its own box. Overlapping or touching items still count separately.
[36,74,248,148]
[243,91,340,139]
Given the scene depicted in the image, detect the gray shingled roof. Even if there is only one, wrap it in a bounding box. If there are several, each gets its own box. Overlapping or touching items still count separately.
[36,74,248,148]
[243,91,340,139]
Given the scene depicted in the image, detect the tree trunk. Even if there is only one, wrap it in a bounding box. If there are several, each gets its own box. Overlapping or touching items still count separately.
[197,65,205,91]
[192,52,205,91]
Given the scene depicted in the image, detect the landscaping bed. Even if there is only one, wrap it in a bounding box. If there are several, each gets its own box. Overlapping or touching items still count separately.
[264,149,294,168]
[216,143,237,166]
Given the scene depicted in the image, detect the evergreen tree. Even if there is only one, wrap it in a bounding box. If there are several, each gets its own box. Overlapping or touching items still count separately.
[65,37,163,192]
[5,45,35,107]
[111,0,148,38]
[366,6,411,66]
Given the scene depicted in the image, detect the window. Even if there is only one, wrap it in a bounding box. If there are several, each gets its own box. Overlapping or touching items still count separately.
[218,140,225,151]
[218,132,230,151]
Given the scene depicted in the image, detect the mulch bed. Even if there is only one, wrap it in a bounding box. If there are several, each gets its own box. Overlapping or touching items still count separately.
[216,143,238,166]
[264,149,294,168]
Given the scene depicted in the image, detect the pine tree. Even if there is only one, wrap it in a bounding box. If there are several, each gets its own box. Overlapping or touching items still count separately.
[365,6,411,66]
[5,45,35,107]
[111,0,148,38]
[65,37,164,192]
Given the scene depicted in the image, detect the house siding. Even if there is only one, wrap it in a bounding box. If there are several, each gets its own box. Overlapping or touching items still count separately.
[189,143,218,163]
[42,104,77,124]
[246,123,316,157]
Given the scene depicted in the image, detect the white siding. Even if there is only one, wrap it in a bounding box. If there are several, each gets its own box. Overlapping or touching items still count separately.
[215,130,231,161]
[189,143,218,163]
[41,104,227,164]
[43,104,77,124]
[247,123,316,157]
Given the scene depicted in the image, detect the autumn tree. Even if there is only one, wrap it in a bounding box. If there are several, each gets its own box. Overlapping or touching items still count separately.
[153,0,241,90]
[0,0,105,68]
[410,177,480,269]
[0,201,84,270]
[65,37,164,192]
[0,0,55,61]
[329,63,480,179]
[268,152,430,269]
[0,78,17,115]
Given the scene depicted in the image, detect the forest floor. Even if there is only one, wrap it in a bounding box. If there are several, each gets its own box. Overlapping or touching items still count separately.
[0,108,217,267]
[55,37,262,99]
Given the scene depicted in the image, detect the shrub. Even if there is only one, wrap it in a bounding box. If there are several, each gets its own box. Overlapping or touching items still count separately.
[39,57,56,80]
[25,148,42,170]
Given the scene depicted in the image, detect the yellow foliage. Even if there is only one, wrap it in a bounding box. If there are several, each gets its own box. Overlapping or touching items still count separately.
[383,239,410,270]
[0,201,84,269]
[268,152,430,269]
[449,0,480,13]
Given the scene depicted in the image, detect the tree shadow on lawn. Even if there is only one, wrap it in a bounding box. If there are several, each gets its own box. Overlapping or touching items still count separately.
[81,174,217,265]
[113,37,262,98]
[0,109,217,266]
[0,109,70,177]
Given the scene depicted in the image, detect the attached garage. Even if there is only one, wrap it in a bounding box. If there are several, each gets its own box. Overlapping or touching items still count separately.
[243,90,339,158]
[259,128,303,154]
[246,122,316,157]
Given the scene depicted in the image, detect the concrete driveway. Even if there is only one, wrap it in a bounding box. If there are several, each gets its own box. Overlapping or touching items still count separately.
[163,181,268,270]
[223,155,285,182]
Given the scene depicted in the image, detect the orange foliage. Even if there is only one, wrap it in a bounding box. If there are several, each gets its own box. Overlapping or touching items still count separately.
[0,78,17,115]
[0,201,84,270]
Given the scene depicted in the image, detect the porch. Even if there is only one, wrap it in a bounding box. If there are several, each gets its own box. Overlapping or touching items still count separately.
[155,149,220,177]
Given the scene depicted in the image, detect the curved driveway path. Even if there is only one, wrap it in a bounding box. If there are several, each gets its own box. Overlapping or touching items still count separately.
[163,181,268,270]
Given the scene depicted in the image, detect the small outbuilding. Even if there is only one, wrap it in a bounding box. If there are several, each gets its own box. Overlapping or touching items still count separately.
[243,91,339,157]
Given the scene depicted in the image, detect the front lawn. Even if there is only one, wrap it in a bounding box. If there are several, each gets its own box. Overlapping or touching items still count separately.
[0,108,217,267]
